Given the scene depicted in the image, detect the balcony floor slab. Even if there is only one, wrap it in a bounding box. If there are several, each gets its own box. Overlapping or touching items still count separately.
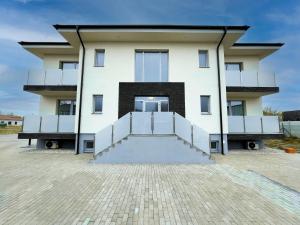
[18,132,76,140]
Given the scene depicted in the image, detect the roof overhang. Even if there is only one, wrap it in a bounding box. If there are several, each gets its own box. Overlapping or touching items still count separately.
[225,43,284,59]
[53,24,250,47]
[19,41,79,58]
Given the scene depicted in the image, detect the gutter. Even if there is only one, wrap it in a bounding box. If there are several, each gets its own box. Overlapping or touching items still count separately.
[216,27,227,155]
[75,26,86,155]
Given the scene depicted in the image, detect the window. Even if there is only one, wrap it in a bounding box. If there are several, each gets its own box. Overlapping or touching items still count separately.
[60,61,79,69]
[95,50,105,67]
[135,51,168,82]
[84,140,94,152]
[134,96,169,112]
[15,122,17,125]
[93,95,103,113]
[227,100,245,116]
[200,96,210,114]
[225,63,242,71]
[57,100,76,115]
[210,141,219,152]
[8,121,11,125]
[199,50,209,68]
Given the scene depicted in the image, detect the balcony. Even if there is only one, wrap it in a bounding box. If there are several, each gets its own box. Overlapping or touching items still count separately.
[228,115,282,140]
[226,70,279,96]
[24,69,78,95]
[18,115,76,139]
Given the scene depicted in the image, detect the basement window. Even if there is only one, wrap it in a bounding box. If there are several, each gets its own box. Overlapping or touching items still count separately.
[210,141,219,152]
[84,140,94,152]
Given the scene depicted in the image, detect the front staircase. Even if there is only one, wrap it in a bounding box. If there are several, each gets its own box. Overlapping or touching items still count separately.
[92,112,213,164]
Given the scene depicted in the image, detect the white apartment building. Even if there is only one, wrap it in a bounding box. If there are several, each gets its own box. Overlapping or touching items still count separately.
[18,25,283,163]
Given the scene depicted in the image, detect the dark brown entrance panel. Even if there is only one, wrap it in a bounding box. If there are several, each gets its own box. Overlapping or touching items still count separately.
[118,82,185,118]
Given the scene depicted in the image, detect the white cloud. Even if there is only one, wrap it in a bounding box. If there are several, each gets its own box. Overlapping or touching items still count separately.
[0,24,62,42]
[14,0,44,4]
[267,6,300,26]
[0,64,8,75]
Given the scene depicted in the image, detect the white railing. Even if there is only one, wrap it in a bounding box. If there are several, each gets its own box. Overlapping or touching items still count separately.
[27,69,78,86]
[94,112,210,157]
[228,116,280,134]
[225,70,276,87]
[22,115,75,133]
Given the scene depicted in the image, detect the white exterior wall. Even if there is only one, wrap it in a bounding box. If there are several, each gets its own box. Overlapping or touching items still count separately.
[224,56,260,71]
[43,54,79,69]
[227,96,263,116]
[39,96,76,115]
[75,42,228,134]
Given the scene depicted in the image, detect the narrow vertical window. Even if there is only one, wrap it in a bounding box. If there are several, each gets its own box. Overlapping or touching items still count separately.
[93,95,103,113]
[95,50,105,67]
[199,50,209,68]
[200,96,211,114]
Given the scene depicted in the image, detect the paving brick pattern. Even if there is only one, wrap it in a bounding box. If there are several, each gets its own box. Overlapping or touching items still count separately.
[0,135,300,225]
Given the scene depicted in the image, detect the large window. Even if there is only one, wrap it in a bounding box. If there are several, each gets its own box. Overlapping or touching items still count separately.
[199,50,209,68]
[60,61,79,69]
[57,100,76,115]
[200,96,211,114]
[225,62,243,71]
[227,100,245,116]
[135,51,168,82]
[93,95,103,113]
[95,50,105,67]
[134,96,169,112]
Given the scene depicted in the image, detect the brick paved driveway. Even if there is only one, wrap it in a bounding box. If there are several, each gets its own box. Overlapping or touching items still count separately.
[0,135,300,225]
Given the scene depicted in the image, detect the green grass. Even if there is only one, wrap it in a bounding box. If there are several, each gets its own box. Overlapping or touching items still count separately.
[0,126,22,134]
[264,137,300,153]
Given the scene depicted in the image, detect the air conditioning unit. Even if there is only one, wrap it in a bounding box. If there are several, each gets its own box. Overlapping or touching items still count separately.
[45,140,59,149]
[247,141,259,150]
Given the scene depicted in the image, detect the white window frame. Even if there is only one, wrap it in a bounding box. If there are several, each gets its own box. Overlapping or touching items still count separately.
[94,49,105,67]
[200,95,211,115]
[135,50,169,82]
[198,50,209,68]
[93,95,103,114]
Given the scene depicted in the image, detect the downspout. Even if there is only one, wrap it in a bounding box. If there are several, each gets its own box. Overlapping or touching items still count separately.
[75,26,85,155]
[216,27,227,155]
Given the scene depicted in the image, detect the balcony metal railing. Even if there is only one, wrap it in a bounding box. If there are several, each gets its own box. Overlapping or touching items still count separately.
[228,116,280,134]
[22,115,75,133]
[225,70,276,87]
[27,69,78,86]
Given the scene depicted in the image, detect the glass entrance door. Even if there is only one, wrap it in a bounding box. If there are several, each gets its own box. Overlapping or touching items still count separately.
[134,96,169,112]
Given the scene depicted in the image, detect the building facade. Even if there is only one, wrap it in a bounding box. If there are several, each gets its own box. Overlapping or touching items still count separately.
[18,25,283,161]
[0,115,23,126]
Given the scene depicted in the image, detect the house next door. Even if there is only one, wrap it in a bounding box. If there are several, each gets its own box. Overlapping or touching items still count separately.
[134,96,169,112]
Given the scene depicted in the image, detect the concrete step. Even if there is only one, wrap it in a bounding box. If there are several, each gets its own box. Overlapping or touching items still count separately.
[93,135,213,164]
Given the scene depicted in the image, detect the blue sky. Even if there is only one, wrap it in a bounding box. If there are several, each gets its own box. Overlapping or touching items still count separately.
[0,0,299,115]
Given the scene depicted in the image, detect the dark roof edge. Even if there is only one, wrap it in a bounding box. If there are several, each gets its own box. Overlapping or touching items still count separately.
[53,24,250,31]
[18,41,70,46]
[233,43,284,47]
